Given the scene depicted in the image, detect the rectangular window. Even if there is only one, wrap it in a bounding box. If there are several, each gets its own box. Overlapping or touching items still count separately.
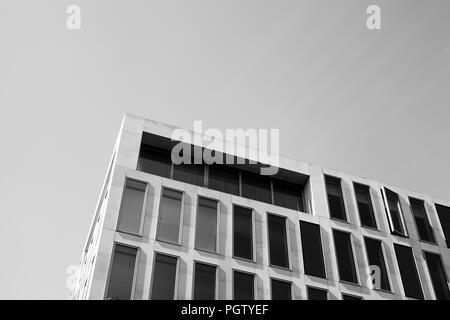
[342,294,362,300]
[193,263,217,300]
[382,187,407,236]
[172,157,205,186]
[233,206,253,260]
[156,188,183,244]
[307,287,328,300]
[299,221,326,278]
[333,230,358,284]
[137,144,171,178]
[267,214,289,268]
[195,197,219,253]
[273,180,304,211]
[208,164,239,195]
[394,244,423,299]
[424,251,450,300]
[364,237,391,291]
[106,244,138,300]
[325,175,347,221]
[435,203,450,248]
[117,179,146,235]
[271,279,292,300]
[150,254,178,300]
[233,271,254,300]
[410,198,435,243]
[354,183,377,229]
[241,172,272,204]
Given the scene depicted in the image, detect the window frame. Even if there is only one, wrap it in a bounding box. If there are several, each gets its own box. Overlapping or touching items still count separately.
[332,228,360,285]
[266,212,292,270]
[194,195,220,254]
[306,286,328,300]
[232,269,256,300]
[270,278,293,300]
[232,204,256,262]
[362,236,392,292]
[104,242,140,300]
[149,251,180,300]
[299,220,327,279]
[192,261,219,300]
[381,187,408,237]
[155,186,185,245]
[393,243,424,300]
[324,175,348,222]
[409,197,436,244]
[353,182,378,230]
[116,177,149,237]
[423,250,450,300]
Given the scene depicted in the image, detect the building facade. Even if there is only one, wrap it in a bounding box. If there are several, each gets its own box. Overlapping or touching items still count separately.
[73,114,450,300]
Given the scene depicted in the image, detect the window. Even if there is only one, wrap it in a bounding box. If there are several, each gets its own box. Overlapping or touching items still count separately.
[156,188,183,244]
[382,187,407,236]
[424,251,450,300]
[193,263,217,300]
[117,179,146,235]
[435,203,450,248]
[241,172,272,204]
[342,294,362,300]
[299,221,326,278]
[333,230,358,284]
[273,180,304,211]
[233,271,254,300]
[410,198,435,243]
[233,206,253,260]
[137,144,171,178]
[325,175,347,221]
[195,198,219,253]
[208,164,239,195]
[393,244,423,299]
[267,214,289,268]
[354,183,377,229]
[172,153,205,186]
[106,244,138,300]
[364,238,391,291]
[150,254,178,300]
[307,287,328,300]
[271,279,291,300]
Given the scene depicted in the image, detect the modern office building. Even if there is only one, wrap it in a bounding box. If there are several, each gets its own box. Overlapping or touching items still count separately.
[72,114,450,300]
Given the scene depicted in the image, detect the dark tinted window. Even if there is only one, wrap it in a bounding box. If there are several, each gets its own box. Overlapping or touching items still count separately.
[151,254,177,300]
[106,245,137,300]
[354,183,377,229]
[273,180,304,211]
[233,271,254,300]
[435,204,450,248]
[300,221,326,278]
[333,230,358,284]
[172,155,204,186]
[233,206,253,260]
[410,198,435,243]
[271,279,291,300]
[137,145,171,178]
[424,251,450,300]
[193,263,216,300]
[307,287,327,300]
[241,172,272,204]
[383,188,406,236]
[208,164,239,195]
[394,244,423,299]
[156,188,183,243]
[117,179,146,235]
[342,294,362,300]
[195,198,218,253]
[364,238,390,291]
[325,175,346,221]
[268,214,289,268]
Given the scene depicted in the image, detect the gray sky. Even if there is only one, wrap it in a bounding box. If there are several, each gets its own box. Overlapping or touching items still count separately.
[1,0,449,299]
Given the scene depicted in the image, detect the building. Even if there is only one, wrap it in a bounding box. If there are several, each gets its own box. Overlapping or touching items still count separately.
[73,114,450,300]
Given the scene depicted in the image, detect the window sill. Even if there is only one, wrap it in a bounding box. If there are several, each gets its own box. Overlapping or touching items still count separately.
[155,238,182,247]
[269,264,292,272]
[116,230,143,238]
[233,256,256,264]
[195,247,220,256]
